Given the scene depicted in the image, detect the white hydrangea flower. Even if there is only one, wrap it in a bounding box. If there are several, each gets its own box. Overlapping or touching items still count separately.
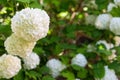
[114,36,120,46]
[11,8,50,42]
[0,54,21,79]
[96,40,114,50]
[85,15,97,25]
[23,52,40,70]
[110,17,120,35]
[95,66,118,80]
[71,54,88,67]
[114,0,120,6]
[96,40,116,60]
[75,78,80,80]
[46,59,66,78]
[4,34,36,58]
[107,3,117,12]
[95,14,112,30]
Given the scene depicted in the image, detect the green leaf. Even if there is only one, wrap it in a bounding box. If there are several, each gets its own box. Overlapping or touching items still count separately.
[93,63,105,79]
[0,25,12,37]
[13,70,25,80]
[77,70,87,79]
[38,66,50,74]
[61,71,75,80]
[16,0,30,3]
[42,75,55,80]
[108,61,120,73]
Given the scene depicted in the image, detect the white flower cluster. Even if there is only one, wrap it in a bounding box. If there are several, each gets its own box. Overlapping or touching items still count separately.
[110,18,120,35]
[23,52,40,70]
[46,59,66,78]
[114,0,120,6]
[107,3,117,12]
[71,53,88,67]
[75,78,81,80]
[4,34,36,58]
[95,66,118,80]
[11,8,50,42]
[96,40,116,60]
[2,8,50,79]
[95,14,112,30]
[114,36,120,46]
[0,54,21,79]
[96,40,114,50]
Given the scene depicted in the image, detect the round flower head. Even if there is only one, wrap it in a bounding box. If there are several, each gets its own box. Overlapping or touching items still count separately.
[96,40,114,50]
[0,54,21,79]
[110,17,120,35]
[11,8,50,42]
[95,14,112,30]
[114,0,120,6]
[71,53,88,67]
[46,59,66,78]
[95,66,118,80]
[4,34,36,58]
[96,40,116,60]
[107,3,117,12]
[85,15,97,25]
[114,36,120,46]
[23,52,40,70]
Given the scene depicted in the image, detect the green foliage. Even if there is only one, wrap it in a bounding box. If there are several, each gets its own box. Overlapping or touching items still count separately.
[0,0,120,80]
[93,63,105,79]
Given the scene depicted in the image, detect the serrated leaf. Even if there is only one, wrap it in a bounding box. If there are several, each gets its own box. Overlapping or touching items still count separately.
[61,71,75,80]
[42,75,55,80]
[38,66,50,74]
[93,63,105,79]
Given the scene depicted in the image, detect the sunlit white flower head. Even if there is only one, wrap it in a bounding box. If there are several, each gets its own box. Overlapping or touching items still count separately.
[107,3,117,12]
[110,17,120,35]
[96,40,116,60]
[11,8,50,42]
[114,0,120,6]
[95,14,112,30]
[95,66,118,80]
[96,40,114,50]
[0,54,21,79]
[85,15,97,25]
[75,78,81,80]
[4,34,36,58]
[23,52,40,70]
[114,36,120,46]
[46,59,66,78]
[71,54,88,67]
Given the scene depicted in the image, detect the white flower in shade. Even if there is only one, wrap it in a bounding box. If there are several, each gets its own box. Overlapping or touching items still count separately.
[85,15,97,25]
[110,18,120,35]
[23,52,40,70]
[95,14,112,30]
[114,36,120,46]
[46,59,66,78]
[11,8,50,42]
[4,34,36,58]
[107,3,117,12]
[0,54,21,79]
[95,66,118,80]
[71,54,88,67]
[114,0,120,6]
